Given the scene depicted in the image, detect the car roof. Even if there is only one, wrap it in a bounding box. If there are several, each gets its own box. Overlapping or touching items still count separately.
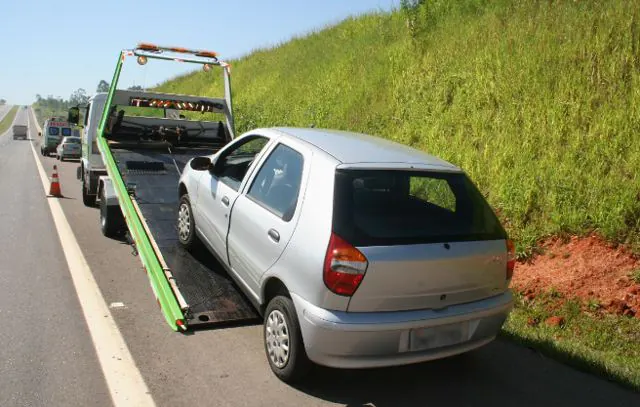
[270,127,460,171]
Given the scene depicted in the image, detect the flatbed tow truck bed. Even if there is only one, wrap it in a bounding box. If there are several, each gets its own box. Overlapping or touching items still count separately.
[81,44,259,331]
[111,144,259,327]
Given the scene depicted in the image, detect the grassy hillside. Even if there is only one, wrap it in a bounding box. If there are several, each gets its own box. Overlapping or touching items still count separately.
[0,106,19,135]
[159,0,640,254]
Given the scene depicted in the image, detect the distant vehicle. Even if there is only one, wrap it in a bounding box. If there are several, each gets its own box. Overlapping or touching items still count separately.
[179,127,515,382]
[12,124,28,140]
[55,136,81,161]
[40,119,72,156]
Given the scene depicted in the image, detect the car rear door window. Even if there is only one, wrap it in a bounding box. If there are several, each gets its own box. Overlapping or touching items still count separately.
[61,128,72,137]
[333,169,506,246]
[247,144,304,221]
[48,127,59,136]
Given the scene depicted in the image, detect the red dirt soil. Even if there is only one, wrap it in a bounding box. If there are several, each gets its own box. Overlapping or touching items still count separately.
[512,234,640,318]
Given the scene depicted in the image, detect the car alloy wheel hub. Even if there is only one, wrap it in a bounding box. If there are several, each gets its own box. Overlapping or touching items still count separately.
[266,309,290,368]
[178,203,190,241]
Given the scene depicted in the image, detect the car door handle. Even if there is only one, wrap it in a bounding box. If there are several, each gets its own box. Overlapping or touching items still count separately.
[268,229,280,243]
[221,196,230,206]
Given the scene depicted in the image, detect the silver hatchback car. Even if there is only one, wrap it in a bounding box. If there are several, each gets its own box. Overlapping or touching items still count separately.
[177,127,514,382]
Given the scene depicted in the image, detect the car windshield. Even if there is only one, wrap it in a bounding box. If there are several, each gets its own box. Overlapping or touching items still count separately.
[332,169,506,246]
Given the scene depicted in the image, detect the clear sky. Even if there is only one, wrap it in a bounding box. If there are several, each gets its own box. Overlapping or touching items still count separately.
[1,0,399,105]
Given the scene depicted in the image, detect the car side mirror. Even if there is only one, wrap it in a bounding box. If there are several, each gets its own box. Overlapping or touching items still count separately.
[190,156,212,171]
[68,106,80,125]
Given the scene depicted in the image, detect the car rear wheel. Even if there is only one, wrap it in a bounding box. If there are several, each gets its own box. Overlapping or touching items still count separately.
[264,295,311,383]
[177,195,196,250]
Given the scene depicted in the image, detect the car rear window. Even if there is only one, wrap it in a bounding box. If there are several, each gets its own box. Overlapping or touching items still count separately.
[65,137,81,144]
[61,128,72,137]
[332,169,506,246]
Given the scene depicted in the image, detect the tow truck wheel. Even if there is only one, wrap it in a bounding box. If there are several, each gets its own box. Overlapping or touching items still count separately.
[264,295,311,383]
[82,176,96,207]
[100,188,125,238]
[177,195,196,249]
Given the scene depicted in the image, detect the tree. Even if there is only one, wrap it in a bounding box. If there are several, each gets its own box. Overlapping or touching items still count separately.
[69,88,89,105]
[96,80,110,93]
[0,99,6,105]
[128,85,143,91]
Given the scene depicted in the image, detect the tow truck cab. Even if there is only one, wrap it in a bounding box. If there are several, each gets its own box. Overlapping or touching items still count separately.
[77,93,108,206]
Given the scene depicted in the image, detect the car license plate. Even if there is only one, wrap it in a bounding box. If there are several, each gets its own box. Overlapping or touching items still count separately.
[409,321,470,351]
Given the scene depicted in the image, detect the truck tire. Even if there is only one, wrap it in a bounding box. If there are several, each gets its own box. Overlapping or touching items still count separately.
[177,194,196,250]
[100,188,125,238]
[264,295,311,383]
[82,176,96,207]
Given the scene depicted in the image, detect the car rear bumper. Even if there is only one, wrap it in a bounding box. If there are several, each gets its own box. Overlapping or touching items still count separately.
[292,290,513,369]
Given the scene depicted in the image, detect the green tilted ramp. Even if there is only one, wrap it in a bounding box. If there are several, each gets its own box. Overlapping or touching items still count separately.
[96,51,186,331]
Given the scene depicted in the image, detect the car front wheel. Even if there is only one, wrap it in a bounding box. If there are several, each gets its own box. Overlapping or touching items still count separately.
[177,194,196,250]
[264,295,311,383]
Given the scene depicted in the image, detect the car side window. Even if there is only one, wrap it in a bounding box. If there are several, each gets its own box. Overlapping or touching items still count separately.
[247,143,304,221]
[217,136,269,191]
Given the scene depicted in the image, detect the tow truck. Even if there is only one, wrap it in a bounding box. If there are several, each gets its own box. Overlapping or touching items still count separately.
[68,44,258,330]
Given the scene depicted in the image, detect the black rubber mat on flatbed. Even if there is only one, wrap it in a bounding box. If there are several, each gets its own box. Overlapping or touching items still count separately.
[111,145,259,327]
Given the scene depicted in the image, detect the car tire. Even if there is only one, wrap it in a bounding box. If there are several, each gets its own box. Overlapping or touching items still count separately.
[82,176,96,207]
[177,194,196,250]
[264,295,311,383]
[100,187,125,238]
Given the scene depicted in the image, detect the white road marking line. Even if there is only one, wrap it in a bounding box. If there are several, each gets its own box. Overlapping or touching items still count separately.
[28,108,156,407]
[109,302,126,309]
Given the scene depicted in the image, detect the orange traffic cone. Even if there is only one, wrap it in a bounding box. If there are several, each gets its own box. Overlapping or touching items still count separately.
[49,165,63,197]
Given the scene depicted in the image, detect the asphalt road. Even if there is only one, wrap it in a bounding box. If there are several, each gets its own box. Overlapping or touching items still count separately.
[0,108,637,406]
[0,108,111,406]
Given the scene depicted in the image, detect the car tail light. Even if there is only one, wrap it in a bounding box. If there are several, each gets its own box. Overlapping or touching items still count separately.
[323,233,368,296]
[506,239,516,280]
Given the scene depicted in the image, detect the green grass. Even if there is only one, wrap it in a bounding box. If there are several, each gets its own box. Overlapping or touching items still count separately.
[152,1,640,387]
[502,292,640,391]
[0,106,19,135]
[630,268,640,284]
[156,0,640,256]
